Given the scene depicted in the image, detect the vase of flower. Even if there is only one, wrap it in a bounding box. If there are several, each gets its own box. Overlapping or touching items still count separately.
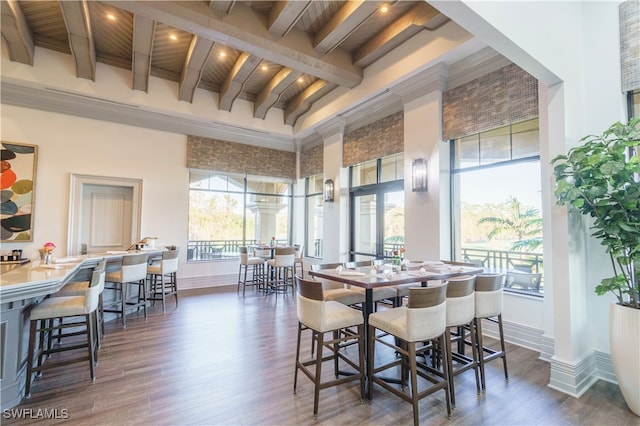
[43,242,56,265]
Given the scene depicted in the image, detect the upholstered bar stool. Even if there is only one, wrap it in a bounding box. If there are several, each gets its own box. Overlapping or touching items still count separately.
[368,284,451,426]
[294,244,304,278]
[474,273,508,391]
[53,259,107,349]
[237,246,266,296]
[309,263,365,306]
[25,267,105,397]
[344,260,397,306]
[443,275,480,407]
[266,247,295,295]
[293,277,365,420]
[147,248,179,311]
[103,252,150,328]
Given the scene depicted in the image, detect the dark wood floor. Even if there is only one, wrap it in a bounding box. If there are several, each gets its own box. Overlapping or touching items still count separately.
[5,285,638,425]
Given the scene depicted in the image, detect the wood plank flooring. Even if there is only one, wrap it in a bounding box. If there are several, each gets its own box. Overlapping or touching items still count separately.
[4,285,638,425]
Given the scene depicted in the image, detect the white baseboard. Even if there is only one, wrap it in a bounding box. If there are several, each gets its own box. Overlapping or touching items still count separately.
[180,274,237,289]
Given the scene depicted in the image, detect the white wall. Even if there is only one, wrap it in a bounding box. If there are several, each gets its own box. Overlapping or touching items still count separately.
[1,105,239,286]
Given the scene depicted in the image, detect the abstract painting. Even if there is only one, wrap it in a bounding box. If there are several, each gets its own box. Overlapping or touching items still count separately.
[1,141,37,241]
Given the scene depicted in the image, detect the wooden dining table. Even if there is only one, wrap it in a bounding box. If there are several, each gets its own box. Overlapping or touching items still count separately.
[308,261,484,399]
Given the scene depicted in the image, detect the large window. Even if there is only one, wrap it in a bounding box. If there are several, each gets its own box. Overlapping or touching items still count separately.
[350,153,404,261]
[305,175,324,259]
[188,171,292,261]
[451,119,544,295]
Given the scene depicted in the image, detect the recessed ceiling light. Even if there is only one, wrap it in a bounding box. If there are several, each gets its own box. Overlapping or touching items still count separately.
[261,65,268,71]
[298,77,304,83]
[169,34,177,41]
[220,51,226,58]
[380,5,389,13]
[107,14,116,21]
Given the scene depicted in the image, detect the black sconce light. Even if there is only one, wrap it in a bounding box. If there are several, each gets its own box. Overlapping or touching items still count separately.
[412,158,428,192]
[324,179,335,202]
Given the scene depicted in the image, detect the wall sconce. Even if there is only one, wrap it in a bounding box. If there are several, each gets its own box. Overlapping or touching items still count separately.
[412,158,428,192]
[324,179,335,202]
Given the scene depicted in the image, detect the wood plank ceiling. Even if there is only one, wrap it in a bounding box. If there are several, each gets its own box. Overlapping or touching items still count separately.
[1,0,448,126]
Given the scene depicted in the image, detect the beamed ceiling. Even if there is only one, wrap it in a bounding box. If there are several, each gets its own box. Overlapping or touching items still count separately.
[1,1,509,149]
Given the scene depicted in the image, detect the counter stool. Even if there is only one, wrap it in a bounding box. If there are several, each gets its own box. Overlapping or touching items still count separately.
[147,248,179,311]
[266,247,295,295]
[442,275,480,407]
[52,259,107,350]
[294,244,304,278]
[103,252,150,328]
[344,261,397,307]
[309,263,365,306]
[368,284,451,426]
[25,267,105,397]
[474,273,508,391]
[293,276,365,420]
[237,246,266,296]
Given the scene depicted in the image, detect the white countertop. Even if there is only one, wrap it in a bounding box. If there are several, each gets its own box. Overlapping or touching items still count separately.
[0,250,163,304]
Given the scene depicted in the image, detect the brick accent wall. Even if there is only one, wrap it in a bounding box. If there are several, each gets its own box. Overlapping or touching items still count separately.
[300,143,323,178]
[187,136,296,179]
[343,111,403,167]
[442,64,538,141]
[620,0,640,93]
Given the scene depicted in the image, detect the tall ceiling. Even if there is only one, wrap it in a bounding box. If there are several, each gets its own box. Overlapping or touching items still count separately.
[1,1,507,149]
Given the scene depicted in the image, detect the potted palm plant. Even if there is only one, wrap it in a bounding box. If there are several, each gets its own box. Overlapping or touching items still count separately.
[552,117,640,415]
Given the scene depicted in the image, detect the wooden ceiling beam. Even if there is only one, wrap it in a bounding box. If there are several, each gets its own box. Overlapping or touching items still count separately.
[313,0,379,56]
[284,80,337,126]
[267,1,311,38]
[132,15,155,92]
[254,67,302,119]
[105,1,362,88]
[0,0,34,65]
[219,53,262,111]
[208,0,236,16]
[59,0,96,81]
[354,3,443,67]
[180,36,215,102]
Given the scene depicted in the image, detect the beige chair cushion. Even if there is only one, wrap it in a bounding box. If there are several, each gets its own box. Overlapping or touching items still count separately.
[297,294,363,332]
[475,289,503,318]
[323,288,365,306]
[446,292,475,327]
[369,301,446,342]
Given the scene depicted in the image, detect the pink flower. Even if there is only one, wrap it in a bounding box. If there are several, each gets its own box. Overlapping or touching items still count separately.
[44,242,56,252]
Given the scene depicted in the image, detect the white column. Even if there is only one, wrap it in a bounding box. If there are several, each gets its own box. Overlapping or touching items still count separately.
[321,125,347,263]
[403,90,448,261]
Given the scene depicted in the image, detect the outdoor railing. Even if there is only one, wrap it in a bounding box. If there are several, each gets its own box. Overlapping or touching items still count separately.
[187,239,287,261]
[460,247,544,295]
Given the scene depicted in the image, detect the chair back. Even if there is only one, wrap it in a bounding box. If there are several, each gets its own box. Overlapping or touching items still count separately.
[239,246,250,264]
[85,268,106,313]
[309,263,345,290]
[296,277,326,330]
[344,260,370,269]
[475,273,505,318]
[121,253,150,282]
[273,247,295,267]
[160,249,179,273]
[294,244,304,258]
[253,248,271,259]
[445,275,476,327]
[405,284,448,342]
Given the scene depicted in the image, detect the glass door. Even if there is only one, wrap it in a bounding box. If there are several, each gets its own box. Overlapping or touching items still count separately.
[350,182,404,261]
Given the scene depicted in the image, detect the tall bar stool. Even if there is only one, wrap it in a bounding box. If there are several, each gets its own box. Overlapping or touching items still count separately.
[442,275,480,407]
[344,260,397,306]
[309,263,365,306]
[293,244,304,278]
[25,267,105,397]
[53,259,107,349]
[368,284,451,426]
[293,276,365,420]
[474,273,508,391]
[266,247,295,295]
[103,252,150,328]
[147,248,179,311]
[237,246,266,296]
